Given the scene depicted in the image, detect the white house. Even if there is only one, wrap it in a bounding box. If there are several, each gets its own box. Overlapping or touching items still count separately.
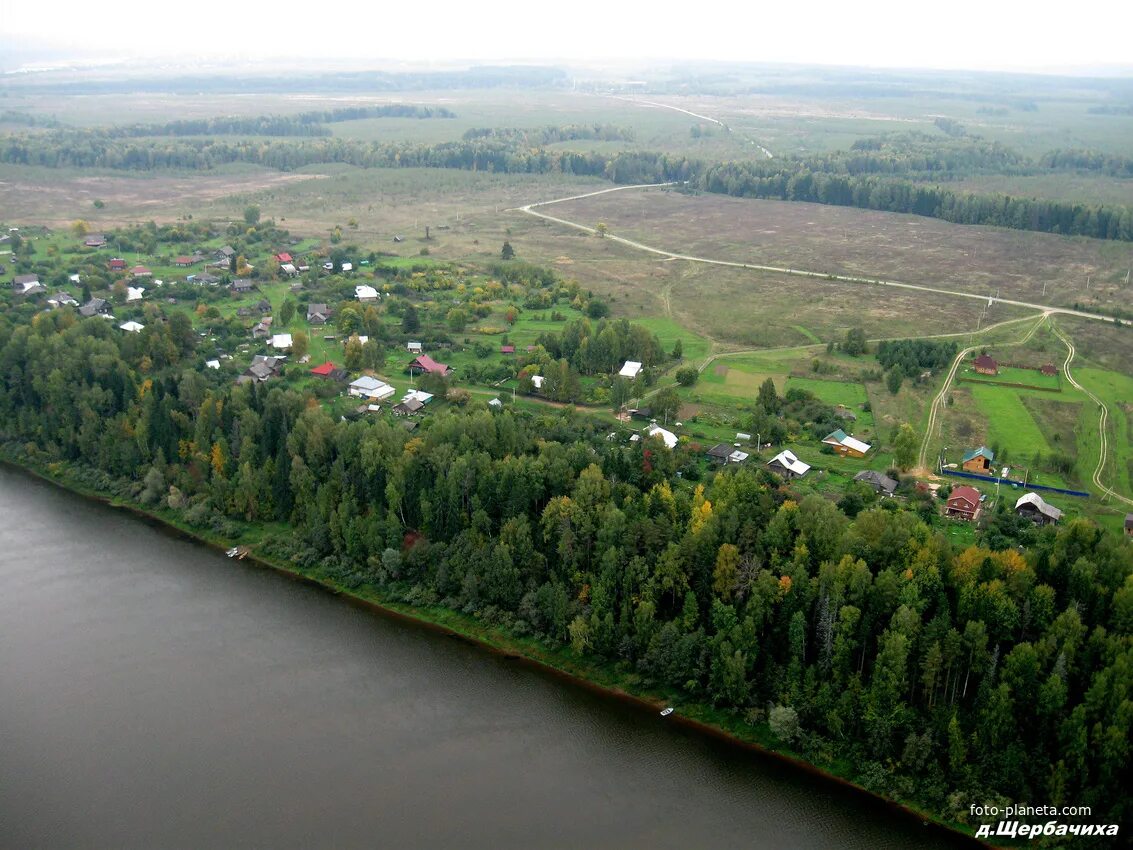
[488,397,503,410]
[401,389,434,406]
[349,376,396,401]
[531,375,545,389]
[119,321,145,333]
[280,263,297,277]
[618,360,643,379]
[407,342,423,353]
[646,424,678,449]
[271,333,293,351]
[126,286,145,302]
[205,359,221,370]
[341,262,353,272]
[355,284,379,302]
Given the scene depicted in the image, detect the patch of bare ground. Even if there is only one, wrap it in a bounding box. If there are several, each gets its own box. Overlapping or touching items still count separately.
[0,167,325,225]
[546,189,1133,315]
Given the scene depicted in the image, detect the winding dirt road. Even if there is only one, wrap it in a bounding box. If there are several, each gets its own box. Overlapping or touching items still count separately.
[1051,325,1133,508]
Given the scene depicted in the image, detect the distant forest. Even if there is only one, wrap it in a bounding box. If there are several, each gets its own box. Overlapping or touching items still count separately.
[3,123,1131,241]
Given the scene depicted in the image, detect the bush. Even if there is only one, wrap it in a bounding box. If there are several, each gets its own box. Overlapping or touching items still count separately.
[675,366,699,386]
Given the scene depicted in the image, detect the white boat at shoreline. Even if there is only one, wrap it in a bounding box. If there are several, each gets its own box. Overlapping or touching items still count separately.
[660,707,674,717]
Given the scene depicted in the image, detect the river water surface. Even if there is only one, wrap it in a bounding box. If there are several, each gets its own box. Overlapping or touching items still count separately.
[0,467,972,848]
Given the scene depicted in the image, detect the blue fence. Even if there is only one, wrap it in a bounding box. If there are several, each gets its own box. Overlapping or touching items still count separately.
[940,468,1090,499]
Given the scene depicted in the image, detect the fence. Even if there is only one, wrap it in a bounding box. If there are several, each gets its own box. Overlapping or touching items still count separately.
[940,468,1090,499]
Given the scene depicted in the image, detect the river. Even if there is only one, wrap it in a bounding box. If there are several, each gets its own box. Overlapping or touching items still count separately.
[0,467,972,848]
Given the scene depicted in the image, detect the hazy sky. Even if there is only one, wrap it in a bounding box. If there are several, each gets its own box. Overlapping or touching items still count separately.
[4,0,1132,74]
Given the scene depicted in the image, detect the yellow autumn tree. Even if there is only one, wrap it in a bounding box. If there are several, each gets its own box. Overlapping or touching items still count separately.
[690,484,713,533]
[713,543,740,600]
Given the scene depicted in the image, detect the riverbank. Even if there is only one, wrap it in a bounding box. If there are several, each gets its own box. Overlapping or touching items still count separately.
[1,451,985,848]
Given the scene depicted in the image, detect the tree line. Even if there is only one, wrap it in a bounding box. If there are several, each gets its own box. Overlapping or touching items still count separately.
[0,306,1129,836]
[101,104,456,138]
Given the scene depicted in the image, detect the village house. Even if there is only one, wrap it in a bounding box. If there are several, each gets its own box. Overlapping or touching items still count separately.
[230,278,256,294]
[348,376,396,401]
[254,299,272,314]
[1125,514,1133,537]
[79,298,111,317]
[618,360,643,379]
[189,272,221,286]
[119,321,145,333]
[83,234,106,248]
[252,317,273,339]
[307,303,331,324]
[393,397,425,417]
[408,353,452,377]
[13,274,45,296]
[945,485,982,521]
[1040,364,1058,377]
[280,263,298,277]
[174,256,195,267]
[108,258,127,271]
[500,345,515,355]
[488,397,503,411]
[767,450,810,480]
[407,341,423,354]
[275,252,293,264]
[530,375,545,390]
[401,390,434,406]
[1015,492,1062,525]
[707,443,749,464]
[215,246,236,262]
[854,470,899,496]
[130,265,152,278]
[822,429,872,458]
[355,285,378,302]
[646,424,678,449]
[271,333,293,351]
[47,291,79,309]
[973,354,998,376]
[961,446,995,474]
[126,286,145,302]
[238,355,284,385]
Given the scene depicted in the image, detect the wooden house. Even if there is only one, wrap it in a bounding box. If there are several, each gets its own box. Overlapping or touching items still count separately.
[961,446,995,474]
[1015,493,1062,525]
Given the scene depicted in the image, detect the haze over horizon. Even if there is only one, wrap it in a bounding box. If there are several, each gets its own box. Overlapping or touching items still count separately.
[3,0,1132,78]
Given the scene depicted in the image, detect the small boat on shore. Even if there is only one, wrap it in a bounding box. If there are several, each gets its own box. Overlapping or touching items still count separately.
[226,546,250,560]
[226,547,239,558]
[660,707,674,717]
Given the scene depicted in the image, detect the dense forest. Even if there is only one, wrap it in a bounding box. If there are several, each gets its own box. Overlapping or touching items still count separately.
[0,302,1129,838]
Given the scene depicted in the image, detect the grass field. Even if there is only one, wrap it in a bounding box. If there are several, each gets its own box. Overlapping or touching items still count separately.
[787,376,875,430]
[967,384,1053,463]
[545,188,1133,316]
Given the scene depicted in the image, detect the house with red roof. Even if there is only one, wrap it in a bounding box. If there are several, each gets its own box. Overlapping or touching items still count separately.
[108,258,127,271]
[500,345,515,354]
[973,354,998,376]
[945,485,982,521]
[174,256,195,267]
[408,354,452,377]
[275,252,293,264]
[310,361,336,377]
[131,265,153,278]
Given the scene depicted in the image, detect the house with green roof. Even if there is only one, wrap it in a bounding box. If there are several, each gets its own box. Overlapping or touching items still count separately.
[961,446,995,473]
